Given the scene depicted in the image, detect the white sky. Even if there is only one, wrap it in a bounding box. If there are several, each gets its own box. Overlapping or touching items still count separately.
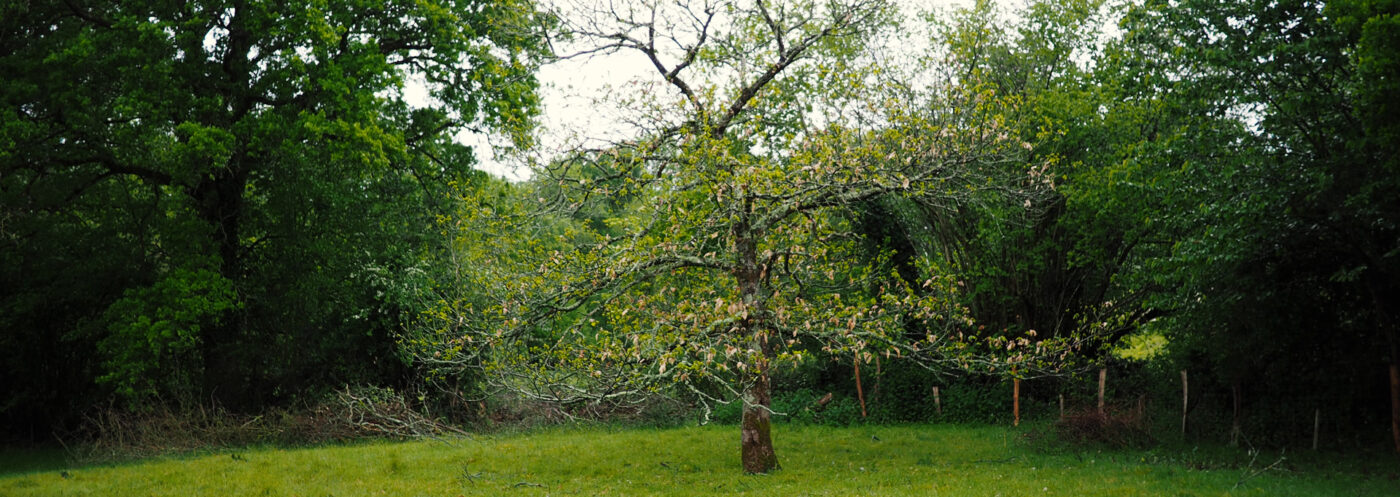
[444,0,979,181]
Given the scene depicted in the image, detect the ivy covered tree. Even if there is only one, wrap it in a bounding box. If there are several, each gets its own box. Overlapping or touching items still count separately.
[0,0,549,432]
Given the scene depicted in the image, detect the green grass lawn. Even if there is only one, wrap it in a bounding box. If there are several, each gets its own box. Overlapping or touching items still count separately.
[3,423,1397,496]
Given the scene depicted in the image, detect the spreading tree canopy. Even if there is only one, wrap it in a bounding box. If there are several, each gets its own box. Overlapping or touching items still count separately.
[416,0,1086,473]
[0,0,549,431]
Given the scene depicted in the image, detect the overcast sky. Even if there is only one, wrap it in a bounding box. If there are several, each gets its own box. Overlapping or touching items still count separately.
[441,0,978,181]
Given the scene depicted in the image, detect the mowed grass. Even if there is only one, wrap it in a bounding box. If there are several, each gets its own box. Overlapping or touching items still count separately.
[3,423,1397,496]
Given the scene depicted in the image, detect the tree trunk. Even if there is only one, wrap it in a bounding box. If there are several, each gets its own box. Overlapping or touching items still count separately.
[1388,320,1400,453]
[741,370,778,473]
[195,148,251,409]
[734,205,778,473]
[1389,363,1400,453]
[1364,277,1398,453]
[197,8,258,409]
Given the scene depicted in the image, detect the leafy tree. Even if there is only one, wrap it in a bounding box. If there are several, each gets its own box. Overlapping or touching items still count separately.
[421,0,1075,473]
[1113,0,1400,446]
[0,0,549,430]
[866,0,1175,369]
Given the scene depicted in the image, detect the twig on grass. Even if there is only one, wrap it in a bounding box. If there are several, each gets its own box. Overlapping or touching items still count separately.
[1233,449,1286,489]
[973,456,1019,464]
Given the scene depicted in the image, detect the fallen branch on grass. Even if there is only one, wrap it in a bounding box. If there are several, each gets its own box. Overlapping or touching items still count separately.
[1233,449,1286,489]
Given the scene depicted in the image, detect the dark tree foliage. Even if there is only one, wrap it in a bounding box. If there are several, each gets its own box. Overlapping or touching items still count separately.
[1115,0,1400,445]
[851,0,1398,446]
[0,0,548,439]
[866,0,1170,360]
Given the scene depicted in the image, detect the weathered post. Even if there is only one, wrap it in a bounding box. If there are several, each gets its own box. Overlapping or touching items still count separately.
[1313,407,1320,451]
[1097,367,1107,416]
[854,356,867,418]
[1229,382,1242,447]
[1181,369,1189,438]
[1013,371,1021,427]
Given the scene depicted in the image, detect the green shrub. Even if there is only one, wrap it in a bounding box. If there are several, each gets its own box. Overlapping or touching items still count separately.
[97,266,239,403]
[936,380,1011,423]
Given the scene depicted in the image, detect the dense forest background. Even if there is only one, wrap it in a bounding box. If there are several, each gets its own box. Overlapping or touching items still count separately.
[2,0,1397,459]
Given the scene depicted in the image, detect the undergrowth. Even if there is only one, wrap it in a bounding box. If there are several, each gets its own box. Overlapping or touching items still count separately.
[68,385,464,462]
[1053,405,1154,449]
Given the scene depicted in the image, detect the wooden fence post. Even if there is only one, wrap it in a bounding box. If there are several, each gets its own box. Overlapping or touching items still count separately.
[1229,382,1242,447]
[854,355,867,418]
[1313,407,1320,451]
[1097,367,1107,416]
[872,354,882,408]
[1181,369,1189,438]
[933,386,942,416]
[1013,369,1021,427]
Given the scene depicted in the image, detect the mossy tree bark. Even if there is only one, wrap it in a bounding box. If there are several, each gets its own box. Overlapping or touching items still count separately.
[736,209,779,474]
[740,372,779,473]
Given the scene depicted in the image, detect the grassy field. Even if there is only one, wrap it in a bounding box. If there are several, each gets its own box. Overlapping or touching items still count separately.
[2,423,1397,496]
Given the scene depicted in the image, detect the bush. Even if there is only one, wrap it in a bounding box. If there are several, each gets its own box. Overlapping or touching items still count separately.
[934,379,1012,424]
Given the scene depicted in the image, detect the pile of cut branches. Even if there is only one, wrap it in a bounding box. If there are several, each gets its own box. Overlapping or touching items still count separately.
[307,385,468,440]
